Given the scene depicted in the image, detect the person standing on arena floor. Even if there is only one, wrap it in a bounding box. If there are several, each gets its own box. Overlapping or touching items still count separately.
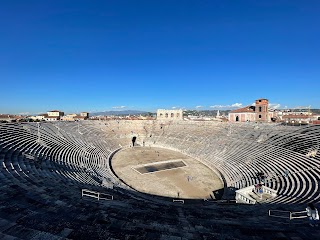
[306,203,319,227]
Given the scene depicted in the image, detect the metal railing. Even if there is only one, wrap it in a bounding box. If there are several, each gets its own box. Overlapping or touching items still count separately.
[81,189,113,201]
[290,210,308,220]
[173,199,184,204]
[268,210,307,220]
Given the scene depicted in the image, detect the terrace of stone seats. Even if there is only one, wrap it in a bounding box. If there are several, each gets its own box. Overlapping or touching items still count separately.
[1,121,320,239]
[81,121,320,205]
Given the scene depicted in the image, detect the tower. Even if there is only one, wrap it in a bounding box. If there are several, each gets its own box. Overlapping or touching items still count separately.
[255,99,269,122]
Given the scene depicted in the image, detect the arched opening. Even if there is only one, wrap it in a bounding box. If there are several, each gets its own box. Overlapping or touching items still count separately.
[171,113,174,118]
[236,116,239,122]
[132,136,137,146]
[165,113,168,118]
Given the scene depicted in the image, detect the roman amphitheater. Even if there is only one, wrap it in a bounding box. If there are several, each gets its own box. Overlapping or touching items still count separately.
[0,120,319,239]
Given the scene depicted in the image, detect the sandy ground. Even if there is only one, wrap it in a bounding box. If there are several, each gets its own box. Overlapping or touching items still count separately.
[112,147,224,199]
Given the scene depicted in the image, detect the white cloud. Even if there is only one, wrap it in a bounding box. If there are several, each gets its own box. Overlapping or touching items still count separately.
[209,103,243,110]
[195,106,203,109]
[269,103,281,109]
[210,102,282,110]
[112,106,126,109]
[172,106,179,109]
[231,103,242,108]
[19,112,30,115]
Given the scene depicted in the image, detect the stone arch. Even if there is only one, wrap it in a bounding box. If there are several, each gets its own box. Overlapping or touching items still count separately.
[156,109,183,121]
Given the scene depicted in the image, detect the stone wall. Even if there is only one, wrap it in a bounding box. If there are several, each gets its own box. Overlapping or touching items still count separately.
[157,109,183,120]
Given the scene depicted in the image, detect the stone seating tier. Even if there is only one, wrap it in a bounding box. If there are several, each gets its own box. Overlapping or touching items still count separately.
[1,122,320,239]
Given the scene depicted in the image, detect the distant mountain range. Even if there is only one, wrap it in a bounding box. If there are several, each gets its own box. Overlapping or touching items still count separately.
[90,110,150,116]
[90,108,320,117]
[183,110,231,117]
[90,109,230,117]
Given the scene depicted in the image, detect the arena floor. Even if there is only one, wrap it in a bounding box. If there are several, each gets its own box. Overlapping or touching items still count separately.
[111,146,224,199]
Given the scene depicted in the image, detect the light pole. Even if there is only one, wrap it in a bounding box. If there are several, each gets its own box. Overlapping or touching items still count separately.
[308,105,311,124]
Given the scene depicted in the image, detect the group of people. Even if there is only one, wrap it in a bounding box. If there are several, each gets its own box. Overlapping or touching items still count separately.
[256,172,267,184]
[253,183,264,197]
[250,172,267,198]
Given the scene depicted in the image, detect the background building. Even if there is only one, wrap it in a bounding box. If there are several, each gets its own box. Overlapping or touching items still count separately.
[280,109,319,124]
[61,114,77,121]
[229,99,273,123]
[157,109,183,120]
[28,114,47,121]
[45,110,64,121]
[228,106,256,122]
[255,99,269,122]
[0,114,23,122]
[80,112,89,118]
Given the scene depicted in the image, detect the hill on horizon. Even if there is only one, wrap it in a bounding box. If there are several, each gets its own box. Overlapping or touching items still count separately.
[90,110,150,116]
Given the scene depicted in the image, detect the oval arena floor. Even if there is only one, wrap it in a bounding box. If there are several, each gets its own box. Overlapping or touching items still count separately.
[111,147,224,199]
[0,121,320,239]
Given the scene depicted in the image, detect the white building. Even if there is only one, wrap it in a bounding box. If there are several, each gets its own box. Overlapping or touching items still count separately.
[47,110,64,117]
[80,112,89,118]
[45,110,64,121]
[61,114,77,121]
[28,114,47,121]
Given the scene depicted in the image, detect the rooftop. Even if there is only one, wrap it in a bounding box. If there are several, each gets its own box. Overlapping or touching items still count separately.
[229,106,255,113]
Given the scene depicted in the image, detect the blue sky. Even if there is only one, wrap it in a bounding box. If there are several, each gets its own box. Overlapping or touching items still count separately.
[1,0,319,114]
